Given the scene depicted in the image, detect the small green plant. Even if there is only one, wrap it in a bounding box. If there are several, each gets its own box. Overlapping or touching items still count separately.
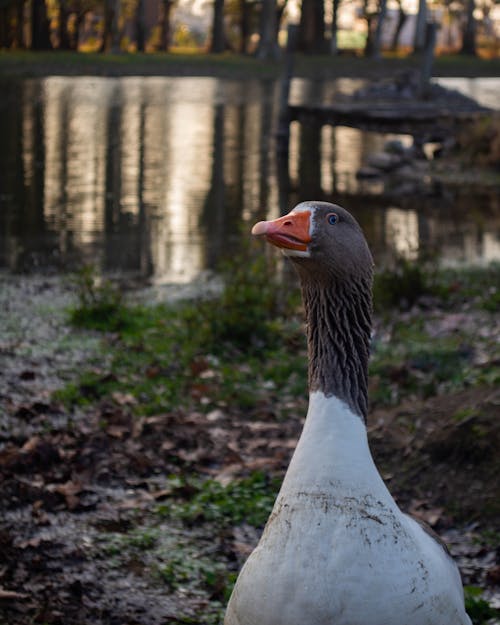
[100,528,159,557]
[158,472,279,528]
[464,586,500,624]
[373,258,433,312]
[482,286,500,313]
[52,370,119,407]
[158,552,232,597]
[193,247,300,353]
[69,265,129,331]
[455,112,500,167]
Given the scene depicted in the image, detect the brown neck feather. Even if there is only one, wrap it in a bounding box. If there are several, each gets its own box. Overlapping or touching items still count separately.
[301,276,372,422]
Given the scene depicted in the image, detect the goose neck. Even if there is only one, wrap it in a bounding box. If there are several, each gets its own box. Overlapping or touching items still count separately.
[301,276,372,422]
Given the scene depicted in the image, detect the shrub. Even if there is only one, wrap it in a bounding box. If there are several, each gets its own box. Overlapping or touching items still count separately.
[455,113,500,168]
[373,258,433,312]
[69,265,129,331]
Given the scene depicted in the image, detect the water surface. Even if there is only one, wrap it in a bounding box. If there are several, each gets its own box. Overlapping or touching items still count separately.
[1,76,499,284]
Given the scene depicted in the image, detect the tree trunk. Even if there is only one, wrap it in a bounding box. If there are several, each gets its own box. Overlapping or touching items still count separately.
[109,0,122,52]
[460,0,476,55]
[15,0,25,48]
[135,0,146,51]
[363,14,373,55]
[0,6,8,48]
[71,10,84,49]
[99,0,121,52]
[418,21,437,97]
[275,0,286,37]
[31,0,52,49]
[159,0,172,50]
[256,0,280,59]
[370,0,387,58]
[239,0,250,53]
[298,0,326,53]
[99,0,112,51]
[413,0,427,52]
[330,0,340,54]
[210,0,225,52]
[58,0,71,49]
[390,0,407,51]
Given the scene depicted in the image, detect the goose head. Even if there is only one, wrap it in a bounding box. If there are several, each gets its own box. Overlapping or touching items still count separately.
[251,201,373,284]
[252,201,374,420]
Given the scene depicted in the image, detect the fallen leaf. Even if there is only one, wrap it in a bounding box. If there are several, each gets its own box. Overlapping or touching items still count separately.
[0,587,28,600]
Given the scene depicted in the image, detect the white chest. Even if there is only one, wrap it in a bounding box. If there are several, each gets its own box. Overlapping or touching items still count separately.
[225,394,470,625]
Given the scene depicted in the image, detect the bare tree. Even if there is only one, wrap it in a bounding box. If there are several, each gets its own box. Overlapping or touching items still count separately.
[413,0,427,52]
[298,0,326,53]
[135,0,146,51]
[100,0,121,52]
[239,0,251,53]
[256,0,280,58]
[159,0,174,50]
[31,0,52,49]
[210,0,225,52]
[370,0,387,57]
[460,0,476,54]
[15,0,25,47]
[330,0,341,54]
[390,0,407,51]
[58,0,72,49]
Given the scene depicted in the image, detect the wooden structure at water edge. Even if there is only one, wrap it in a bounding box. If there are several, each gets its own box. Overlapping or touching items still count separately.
[287,95,489,142]
[279,24,490,146]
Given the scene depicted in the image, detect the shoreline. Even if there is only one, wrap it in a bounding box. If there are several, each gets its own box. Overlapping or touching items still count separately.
[1,50,500,79]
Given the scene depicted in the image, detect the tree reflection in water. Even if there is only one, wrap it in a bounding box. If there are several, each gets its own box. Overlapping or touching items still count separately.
[0,75,499,280]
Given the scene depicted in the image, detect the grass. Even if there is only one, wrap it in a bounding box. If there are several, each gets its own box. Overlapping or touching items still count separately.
[157,472,280,528]
[373,257,432,312]
[1,49,500,79]
[94,473,280,623]
[57,258,500,416]
[58,253,304,416]
[68,265,130,331]
[464,586,500,624]
[98,523,233,624]
[374,259,500,313]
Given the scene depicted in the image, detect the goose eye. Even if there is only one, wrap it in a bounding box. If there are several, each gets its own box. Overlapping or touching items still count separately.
[327,213,338,225]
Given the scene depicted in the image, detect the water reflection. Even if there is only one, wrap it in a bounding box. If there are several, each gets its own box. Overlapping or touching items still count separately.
[434,77,500,110]
[0,76,499,282]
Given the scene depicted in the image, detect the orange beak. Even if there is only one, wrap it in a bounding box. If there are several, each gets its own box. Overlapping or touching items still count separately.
[251,211,312,252]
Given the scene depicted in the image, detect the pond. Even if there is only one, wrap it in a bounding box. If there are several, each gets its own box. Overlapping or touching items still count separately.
[1,75,499,284]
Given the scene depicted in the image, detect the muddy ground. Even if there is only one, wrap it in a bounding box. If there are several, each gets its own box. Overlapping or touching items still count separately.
[0,274,499,624]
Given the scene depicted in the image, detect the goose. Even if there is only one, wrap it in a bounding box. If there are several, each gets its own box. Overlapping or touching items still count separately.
[224,201,471,625]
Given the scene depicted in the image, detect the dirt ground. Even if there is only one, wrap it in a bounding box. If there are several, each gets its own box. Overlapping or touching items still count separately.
[0,276,499,624]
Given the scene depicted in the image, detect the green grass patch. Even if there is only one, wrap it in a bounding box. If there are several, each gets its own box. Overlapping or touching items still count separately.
[157,472,279,528]
[60,252,303,416]
[57,258,500,416]
[97,523,234,622]
[68,265,133,332]
[374,261,500,313]
[2,50,499,80]
[373,258,433,312]
[464,586,500,624]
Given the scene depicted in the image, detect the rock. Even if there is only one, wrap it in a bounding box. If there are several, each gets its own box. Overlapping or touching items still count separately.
[367,151,404,171]
[356,166,382,179]
[384,139,407,156]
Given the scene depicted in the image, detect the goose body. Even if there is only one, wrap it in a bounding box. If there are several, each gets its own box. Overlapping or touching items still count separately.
[225,202,471,625]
